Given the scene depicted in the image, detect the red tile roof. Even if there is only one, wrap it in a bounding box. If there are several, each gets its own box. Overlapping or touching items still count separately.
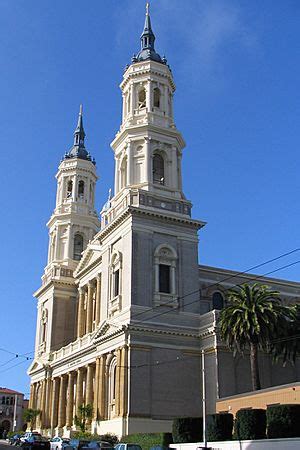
[0,387,23,395]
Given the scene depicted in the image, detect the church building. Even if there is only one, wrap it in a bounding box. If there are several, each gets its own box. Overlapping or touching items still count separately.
[28,5,300,437]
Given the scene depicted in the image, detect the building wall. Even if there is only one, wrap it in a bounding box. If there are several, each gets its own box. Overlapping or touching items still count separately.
[216,382,300,416]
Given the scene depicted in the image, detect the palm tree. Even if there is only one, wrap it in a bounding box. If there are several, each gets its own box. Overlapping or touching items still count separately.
[269,303,299,364]
[74,404,93,432]
[219,283,293,390]
[23,408,40,432]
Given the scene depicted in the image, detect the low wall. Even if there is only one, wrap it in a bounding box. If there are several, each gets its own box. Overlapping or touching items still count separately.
[170,437,300,450]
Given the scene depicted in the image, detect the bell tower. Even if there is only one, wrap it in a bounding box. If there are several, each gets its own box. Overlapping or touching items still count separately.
[33,106,100,359]
[111,3,186,204]
[45,105,99,275]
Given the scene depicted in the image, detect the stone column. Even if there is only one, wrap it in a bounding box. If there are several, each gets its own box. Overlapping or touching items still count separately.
[77,287,85,338]
[44,377,52,428]
[40,379,47,428]
[93,358,100,420]
[95,276,101,326]
[97,355,107,420]
[86,281,94,334]
[50,377,59,430]
[119,346,128,417]
[144,137,151,184]
[86,364,94,424]
[57,375,67,428]
[86,364,94,406]
[115,349,121,417]
[28,383,34,409]
[75,368,83,415]
[66,372,75,427]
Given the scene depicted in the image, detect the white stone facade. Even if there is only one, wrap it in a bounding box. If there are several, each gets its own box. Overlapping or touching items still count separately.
[28,6,300,439]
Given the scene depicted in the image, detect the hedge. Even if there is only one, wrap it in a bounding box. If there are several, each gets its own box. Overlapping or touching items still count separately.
[121,433,173,450]
[72,432,119,445]
[172,417,202,443]
[267,404,300,438]
[207,413,233,441]
[234,409,266,440]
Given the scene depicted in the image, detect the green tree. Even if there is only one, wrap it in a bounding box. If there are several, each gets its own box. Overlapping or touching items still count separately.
[74,404,93,432]
[23,408,40,432]
[219,283,293,390]
[269,303,299,364]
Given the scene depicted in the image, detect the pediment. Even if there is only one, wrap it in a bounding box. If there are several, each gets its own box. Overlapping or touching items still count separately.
[27,360,43,375]
[74,243,102,276]
[93,319,125,343]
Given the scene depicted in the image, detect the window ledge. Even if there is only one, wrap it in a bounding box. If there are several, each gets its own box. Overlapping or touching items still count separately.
[154,293,178,308]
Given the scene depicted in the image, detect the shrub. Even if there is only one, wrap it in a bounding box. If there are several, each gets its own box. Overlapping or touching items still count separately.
[207,413,233,441]
[72,432,118,444]
[121,433,172,450]
[267,404,300,438]
[234,409,266,440]
[172,417,202,443]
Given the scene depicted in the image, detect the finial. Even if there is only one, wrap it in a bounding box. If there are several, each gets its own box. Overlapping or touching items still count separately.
[146,2,150,15]
[79,104,83,115]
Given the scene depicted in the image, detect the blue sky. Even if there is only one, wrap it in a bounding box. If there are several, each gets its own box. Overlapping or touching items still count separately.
[0,0,299,394]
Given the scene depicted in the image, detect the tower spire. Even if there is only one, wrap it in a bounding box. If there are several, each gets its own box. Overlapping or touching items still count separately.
[64,105,95,164]
[132,2,166,65]
[74,104,85,147]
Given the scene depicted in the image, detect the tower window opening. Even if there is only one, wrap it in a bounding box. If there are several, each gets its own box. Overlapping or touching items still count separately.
[159,264,171,293]
[78,180,84,198]
[153,154,165,185]
[212,292,224,310]
[74,233,84,261]
[154,88,161,108]
[67,180,73,198]
[138,88,146,109]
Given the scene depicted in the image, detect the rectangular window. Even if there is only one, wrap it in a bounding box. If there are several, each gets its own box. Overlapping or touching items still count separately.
[159,264,171,293]
[114,270,120,297]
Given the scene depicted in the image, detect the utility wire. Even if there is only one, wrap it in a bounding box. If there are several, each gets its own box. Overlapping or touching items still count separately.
[131,247,300,321]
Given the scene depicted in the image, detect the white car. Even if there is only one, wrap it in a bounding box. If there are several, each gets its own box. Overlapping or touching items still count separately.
[50,437,70,450]
[20,432,42,443]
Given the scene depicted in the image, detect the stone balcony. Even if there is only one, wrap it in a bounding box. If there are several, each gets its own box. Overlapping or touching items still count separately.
[101,188,192,229]
[42,265,74,286]
[50,332,95,363]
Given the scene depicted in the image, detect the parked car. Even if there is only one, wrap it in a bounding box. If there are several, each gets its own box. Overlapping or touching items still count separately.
[81,442,114,450]
[8,434,24,446]
[20,433,42,443]
[63,439,91,450]
[50,437,70,450]
[115,445,142,450]
[20,435,50,450]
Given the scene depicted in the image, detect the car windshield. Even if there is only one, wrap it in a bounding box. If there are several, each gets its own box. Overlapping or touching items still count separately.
[128,446,142,450]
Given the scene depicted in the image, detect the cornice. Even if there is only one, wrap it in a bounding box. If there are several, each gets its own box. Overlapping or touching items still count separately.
[34,278,77,298]
[111,123,185,151]
[98,206,205,241]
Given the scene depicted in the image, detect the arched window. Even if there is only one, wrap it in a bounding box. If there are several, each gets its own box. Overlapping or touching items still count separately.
[109,251,122,316]
[73,234,84,261]
[153,154,165,185]
[154,245,177,303]
[67,180,73,198]
[154,88,161,108]
[138,88,146,109]
[108,357,117,418]
[78,180,84,198]
[120,157,127,189]
[212,292,224,310]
